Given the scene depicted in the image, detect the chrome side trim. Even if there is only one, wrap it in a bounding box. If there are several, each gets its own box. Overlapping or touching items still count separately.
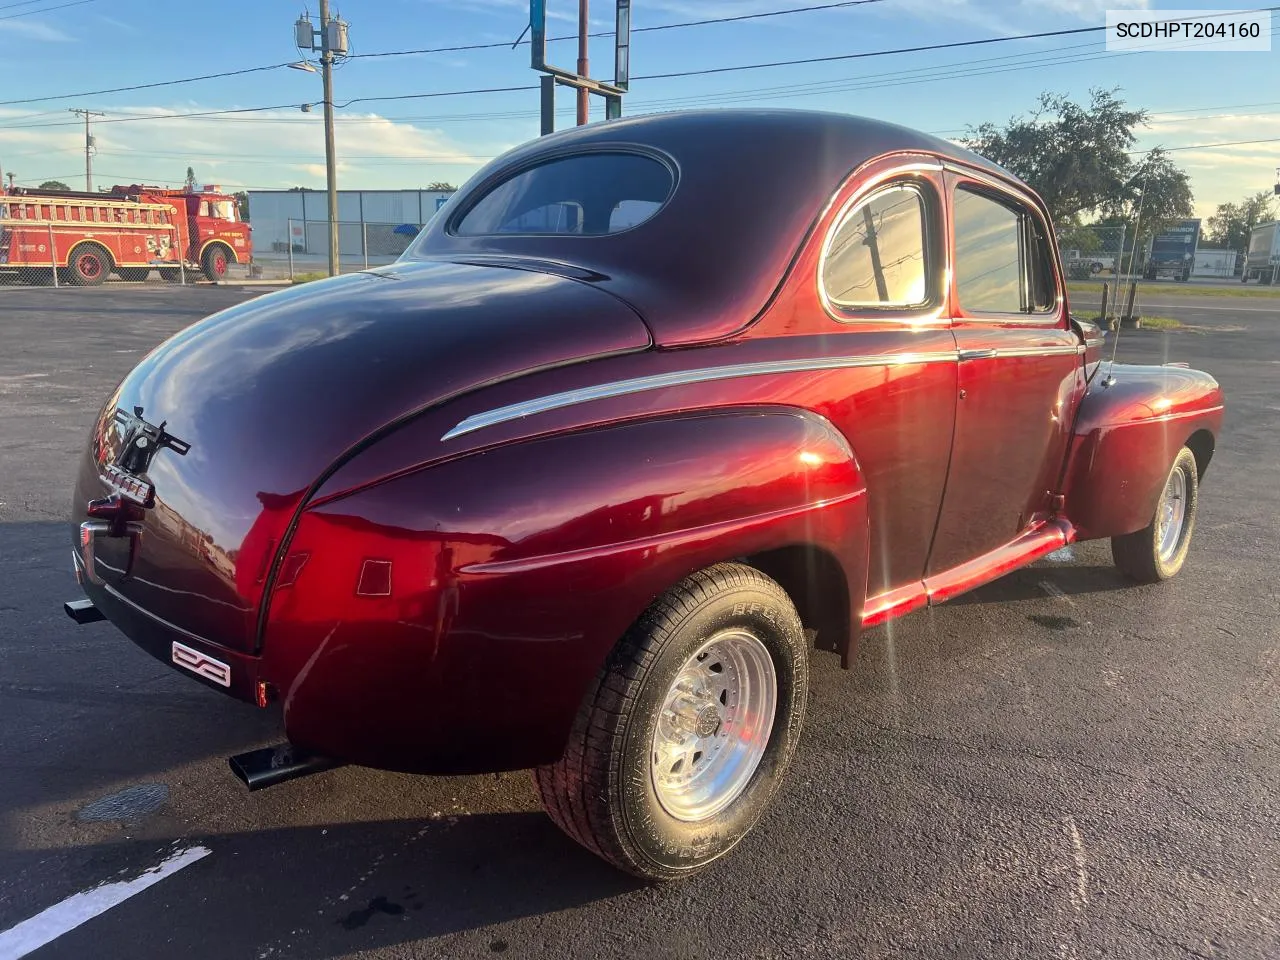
[441,350,961,441]
[991,344,1083,359]
[959,344,1083,361]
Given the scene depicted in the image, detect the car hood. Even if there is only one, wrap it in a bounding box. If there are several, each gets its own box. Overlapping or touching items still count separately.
[72,258,650,652]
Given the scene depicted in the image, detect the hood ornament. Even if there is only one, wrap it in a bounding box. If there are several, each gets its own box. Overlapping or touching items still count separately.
[113,405,190,476]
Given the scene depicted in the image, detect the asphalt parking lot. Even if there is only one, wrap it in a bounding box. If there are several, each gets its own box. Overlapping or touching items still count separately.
[1,284,1277,959]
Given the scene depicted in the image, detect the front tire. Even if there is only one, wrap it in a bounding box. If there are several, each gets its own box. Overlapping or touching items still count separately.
[535,562,808,881]
[202,246,230,282]
[1112,446,1199,583]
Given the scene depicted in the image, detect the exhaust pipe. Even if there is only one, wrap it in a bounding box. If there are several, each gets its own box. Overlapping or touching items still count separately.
[64,599,107,625]
[228,743,343,791]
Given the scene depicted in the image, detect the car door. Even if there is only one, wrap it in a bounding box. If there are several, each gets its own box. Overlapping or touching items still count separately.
[806,164,960,604]
[924,167,1086,577]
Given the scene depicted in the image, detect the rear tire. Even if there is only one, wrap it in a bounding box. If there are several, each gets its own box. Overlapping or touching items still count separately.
[534,562,808,881]
[1112,446,1199,583]
[63,244,110,286]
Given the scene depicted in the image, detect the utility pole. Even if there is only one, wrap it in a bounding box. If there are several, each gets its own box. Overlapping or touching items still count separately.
[318,0,340,277]
[70,109,104,191]
[293,6,348,277]
[576,0,589,125]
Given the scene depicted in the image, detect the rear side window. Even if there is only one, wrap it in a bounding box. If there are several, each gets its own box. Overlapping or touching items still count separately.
[822,184,929,309]
[454,153,673,237]
[953,186,1057,314]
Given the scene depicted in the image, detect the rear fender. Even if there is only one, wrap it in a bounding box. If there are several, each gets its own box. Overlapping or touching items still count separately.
[1061,363,1223,540]
[261,407,868,773]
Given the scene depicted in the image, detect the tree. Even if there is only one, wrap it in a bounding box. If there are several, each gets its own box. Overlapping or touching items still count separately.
[184,166,197,191]
[1102,147,1194,238]
[232,190,250,221]
[425,181,456,191]
[962,88,1150,226]
[38,180,70,191]
[1206,190,1277,249]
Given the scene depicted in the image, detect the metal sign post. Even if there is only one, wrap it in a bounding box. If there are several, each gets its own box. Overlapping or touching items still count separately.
[529,0,630,134]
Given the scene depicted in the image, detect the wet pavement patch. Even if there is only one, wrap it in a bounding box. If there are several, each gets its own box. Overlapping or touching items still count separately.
[339,896,404,930]
[75,783,169,822]
[1029,614,1081,631]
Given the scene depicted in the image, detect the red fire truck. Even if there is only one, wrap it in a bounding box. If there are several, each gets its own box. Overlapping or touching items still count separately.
[0,184,251,284]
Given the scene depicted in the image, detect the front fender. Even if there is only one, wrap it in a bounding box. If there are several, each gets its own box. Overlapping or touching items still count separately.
[1061,363,1223,540]
[260,407,867,774]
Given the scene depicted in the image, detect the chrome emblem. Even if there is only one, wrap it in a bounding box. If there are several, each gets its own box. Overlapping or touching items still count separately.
[113,406,190,476]
[171,642,231,687]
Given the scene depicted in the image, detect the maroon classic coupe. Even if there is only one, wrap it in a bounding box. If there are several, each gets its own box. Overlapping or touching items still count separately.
[65,110,1223,880]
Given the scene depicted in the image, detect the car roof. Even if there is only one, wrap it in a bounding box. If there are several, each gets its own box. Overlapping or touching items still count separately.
[408,108,1030,344]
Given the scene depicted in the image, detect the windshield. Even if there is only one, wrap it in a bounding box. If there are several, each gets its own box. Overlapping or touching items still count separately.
[452,153,672,237]
[209,199,238,222]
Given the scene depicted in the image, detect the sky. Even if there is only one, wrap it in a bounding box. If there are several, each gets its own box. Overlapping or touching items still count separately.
[0,0,1276,222]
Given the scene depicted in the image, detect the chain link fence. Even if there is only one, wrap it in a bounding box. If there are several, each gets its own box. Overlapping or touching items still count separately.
[250,219,418,281]
[0,220,258,288]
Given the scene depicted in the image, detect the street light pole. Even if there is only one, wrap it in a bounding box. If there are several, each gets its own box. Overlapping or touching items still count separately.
[319,0,339,278]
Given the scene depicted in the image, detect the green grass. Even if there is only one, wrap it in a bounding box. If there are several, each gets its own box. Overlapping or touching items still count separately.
[1074,310,1183,331]
[1067,280,1280,299]
[1136,315,1184,330]
[290,271,328,284]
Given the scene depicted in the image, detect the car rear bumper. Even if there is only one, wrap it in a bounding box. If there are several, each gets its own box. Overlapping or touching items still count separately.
[71,549,266,707]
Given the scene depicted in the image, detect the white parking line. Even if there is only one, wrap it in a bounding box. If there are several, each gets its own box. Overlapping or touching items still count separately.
[1039,580,1073,605]
[0,845,210,960]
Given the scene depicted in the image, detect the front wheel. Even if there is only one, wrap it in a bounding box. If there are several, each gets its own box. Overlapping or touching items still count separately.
[1112,446,1199,583]
[202,246,230,282]
[534,563,808,881]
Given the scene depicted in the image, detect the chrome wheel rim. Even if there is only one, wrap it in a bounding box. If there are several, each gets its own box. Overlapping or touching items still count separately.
[650,628,777,823]
[1157,465,1188,562]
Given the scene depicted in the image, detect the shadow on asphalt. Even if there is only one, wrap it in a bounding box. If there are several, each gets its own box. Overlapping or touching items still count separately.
[945,560,1135,607]
[1,814,642,957]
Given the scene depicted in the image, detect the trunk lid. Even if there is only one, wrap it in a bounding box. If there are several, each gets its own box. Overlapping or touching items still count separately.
[73,258,651,653]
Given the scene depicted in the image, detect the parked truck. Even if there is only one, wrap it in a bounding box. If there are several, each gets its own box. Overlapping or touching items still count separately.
[0,183,250,285]
[1240,220,1280,284]
[1143,218,1201,282]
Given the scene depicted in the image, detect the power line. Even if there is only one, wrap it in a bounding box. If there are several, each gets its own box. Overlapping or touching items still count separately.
[1132,136,1280,154]
[351,0,891,60]
[0,0,93,20]
[0,63,299,108]
[0,0,889,107]
[1,13,1275,134]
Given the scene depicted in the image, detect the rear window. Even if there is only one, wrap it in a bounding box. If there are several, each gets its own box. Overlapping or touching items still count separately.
[453,153,673,237]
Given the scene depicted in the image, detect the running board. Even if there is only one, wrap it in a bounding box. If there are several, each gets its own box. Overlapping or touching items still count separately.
[862,519,1075,629]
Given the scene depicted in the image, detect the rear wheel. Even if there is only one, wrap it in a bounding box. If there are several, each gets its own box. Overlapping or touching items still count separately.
[534,562,808,881]
[201,246,230,282]
[1112,446,1199,583]
[63,245,110,286]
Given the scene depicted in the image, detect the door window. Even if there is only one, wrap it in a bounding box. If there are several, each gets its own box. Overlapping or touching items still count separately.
[822,184,929,309]
[953,186,1058,314]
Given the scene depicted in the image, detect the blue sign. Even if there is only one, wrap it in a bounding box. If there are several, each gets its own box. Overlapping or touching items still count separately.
[436,196,448,210]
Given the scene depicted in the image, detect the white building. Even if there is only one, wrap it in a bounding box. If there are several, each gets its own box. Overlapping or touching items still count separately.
[247,188,455,260]
[1191,248,1239,278]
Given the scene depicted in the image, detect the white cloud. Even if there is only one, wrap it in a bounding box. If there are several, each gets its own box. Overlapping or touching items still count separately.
[0,104,517,191]
[1021,0,1150,17]
[0,19,72,41]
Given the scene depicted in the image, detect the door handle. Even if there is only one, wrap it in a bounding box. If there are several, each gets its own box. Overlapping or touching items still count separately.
[958,348,998,361]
